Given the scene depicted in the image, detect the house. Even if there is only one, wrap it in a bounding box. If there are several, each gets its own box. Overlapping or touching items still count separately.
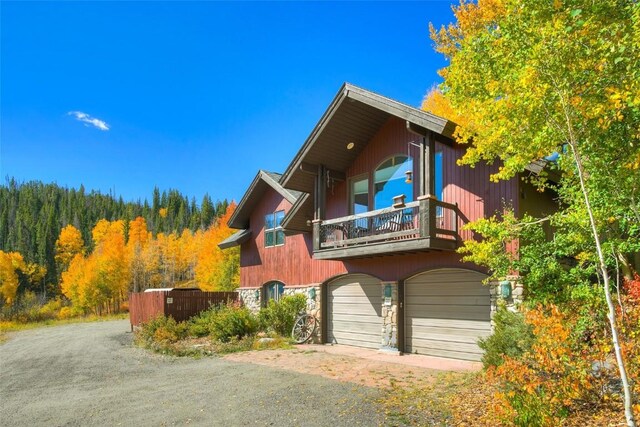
[219,83,555,361]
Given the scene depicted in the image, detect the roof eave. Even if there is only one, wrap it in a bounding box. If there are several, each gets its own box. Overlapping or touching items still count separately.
[280,82,455,190]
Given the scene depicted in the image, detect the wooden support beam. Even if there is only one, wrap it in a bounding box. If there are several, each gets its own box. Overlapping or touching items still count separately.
[419,136,426,197]
[316,164,326,220]
[425,131,436,198]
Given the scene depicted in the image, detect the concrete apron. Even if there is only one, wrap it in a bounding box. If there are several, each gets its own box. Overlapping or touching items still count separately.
[297,343,482,372]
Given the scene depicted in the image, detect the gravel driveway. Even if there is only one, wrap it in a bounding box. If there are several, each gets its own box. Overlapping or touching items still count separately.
[0,320,383,426]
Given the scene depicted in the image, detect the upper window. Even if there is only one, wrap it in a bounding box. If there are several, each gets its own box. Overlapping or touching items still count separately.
[264,210,285,247]
[350,175,369,215]
[374,155,413,210]
[435,151,443,200]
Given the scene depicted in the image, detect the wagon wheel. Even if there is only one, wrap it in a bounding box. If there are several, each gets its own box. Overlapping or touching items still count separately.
[291,313,317,344]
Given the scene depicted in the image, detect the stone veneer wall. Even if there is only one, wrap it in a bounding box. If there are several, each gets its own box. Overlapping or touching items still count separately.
[380,282,398,352]
[237,285,322,344]
[489,275,524,324]
[238,287,262,312]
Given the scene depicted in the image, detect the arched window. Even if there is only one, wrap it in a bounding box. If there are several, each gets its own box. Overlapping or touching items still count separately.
[263,281,285,305]
[373,155,413,209]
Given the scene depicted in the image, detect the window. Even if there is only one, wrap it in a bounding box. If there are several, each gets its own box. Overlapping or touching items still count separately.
[374,155,413,209]
[264,210,285,247]
[435,152,443,200]
[350,175,369,215]
[263,281,285,304]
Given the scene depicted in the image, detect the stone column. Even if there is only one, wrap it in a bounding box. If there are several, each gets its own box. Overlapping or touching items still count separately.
[238,287,261,313]
[489,275,524,325]
[380,281,399,352]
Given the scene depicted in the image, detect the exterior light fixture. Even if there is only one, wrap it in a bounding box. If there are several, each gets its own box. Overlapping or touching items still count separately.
[254,289,260,300]
[500,280,512,299]
[384,284,392,298]
[346,142,355,150]
[404,170,413,184]
[405,140,421,184]
[308,287,316,300]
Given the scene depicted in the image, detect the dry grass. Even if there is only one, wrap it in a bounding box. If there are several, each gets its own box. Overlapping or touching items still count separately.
[0,313,129,343]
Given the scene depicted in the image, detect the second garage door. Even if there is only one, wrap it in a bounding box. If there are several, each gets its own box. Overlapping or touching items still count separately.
[405,268,491,361]
[327,274,382,349]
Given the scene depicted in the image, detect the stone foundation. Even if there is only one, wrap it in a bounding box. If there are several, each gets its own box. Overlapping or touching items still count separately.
[283,286,322,344]
[237,285,322,343]
[238,287,261,312]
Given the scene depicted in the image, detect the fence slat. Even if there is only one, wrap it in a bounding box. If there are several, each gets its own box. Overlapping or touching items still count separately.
[129,291,238,327]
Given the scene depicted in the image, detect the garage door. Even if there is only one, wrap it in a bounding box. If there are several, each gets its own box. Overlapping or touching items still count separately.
[405,268,491,361]
[327,274,382,349]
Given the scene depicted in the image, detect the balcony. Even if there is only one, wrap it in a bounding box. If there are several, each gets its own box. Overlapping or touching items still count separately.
[312,198,461,260]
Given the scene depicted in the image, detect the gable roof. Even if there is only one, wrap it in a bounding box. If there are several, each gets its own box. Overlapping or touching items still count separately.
[227,170,303,230]
[280,82,456,194]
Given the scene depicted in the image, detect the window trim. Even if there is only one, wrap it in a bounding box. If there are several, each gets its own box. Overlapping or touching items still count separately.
[264,210,285,248]
[348,173,370,215]
[347,150,444,214]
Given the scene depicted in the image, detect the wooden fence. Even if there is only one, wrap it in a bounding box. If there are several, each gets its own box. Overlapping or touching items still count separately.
[129,290,238,329]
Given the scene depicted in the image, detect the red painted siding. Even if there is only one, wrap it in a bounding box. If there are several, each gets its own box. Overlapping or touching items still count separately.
[239,117,518,288]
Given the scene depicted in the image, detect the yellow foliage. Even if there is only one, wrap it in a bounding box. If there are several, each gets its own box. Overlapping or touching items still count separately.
[0,251,26,305]
[55,224,84,269]
[196,203,239,291]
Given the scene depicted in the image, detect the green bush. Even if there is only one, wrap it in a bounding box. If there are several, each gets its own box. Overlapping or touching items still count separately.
[137,315,188,345]
[187,305,220,338]
[207,304,259,343]
[258,294,307,336]
[478,305,534,368]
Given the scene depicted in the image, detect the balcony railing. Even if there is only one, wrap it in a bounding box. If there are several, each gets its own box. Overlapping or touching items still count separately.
[312,198,460,257]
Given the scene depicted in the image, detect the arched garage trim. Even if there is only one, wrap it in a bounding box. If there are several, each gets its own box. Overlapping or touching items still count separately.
[320,272,384,348]
[400,268,490,361]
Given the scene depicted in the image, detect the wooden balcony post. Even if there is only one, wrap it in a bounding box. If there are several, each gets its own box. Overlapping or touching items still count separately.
[425,130,436,198]
[418,195,436,238]
[312,219,321,251]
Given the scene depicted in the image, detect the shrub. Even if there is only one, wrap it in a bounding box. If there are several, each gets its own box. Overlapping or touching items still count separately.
[488,305,602,426]
[479,304,534,368]
[137,315,188,346]
[187,306,219,338]
[207,303,259,342]
[258,294,307,336]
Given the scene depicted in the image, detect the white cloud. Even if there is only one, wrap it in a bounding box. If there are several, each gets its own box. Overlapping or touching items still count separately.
[68,111,110,131]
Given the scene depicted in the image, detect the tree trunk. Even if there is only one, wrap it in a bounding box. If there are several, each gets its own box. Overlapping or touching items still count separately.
[570,141,636,426]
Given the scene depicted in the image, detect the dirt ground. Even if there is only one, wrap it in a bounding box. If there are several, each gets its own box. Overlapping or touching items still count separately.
[224,347,442,389]
[0,320,388,427]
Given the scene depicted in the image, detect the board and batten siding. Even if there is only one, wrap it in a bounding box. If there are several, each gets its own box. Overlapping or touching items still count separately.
[326,116,519,242]
[239,116,519,288]
[238,185,484,287]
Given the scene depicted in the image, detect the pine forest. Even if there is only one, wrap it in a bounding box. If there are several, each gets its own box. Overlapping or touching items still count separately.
[0,178,239,318]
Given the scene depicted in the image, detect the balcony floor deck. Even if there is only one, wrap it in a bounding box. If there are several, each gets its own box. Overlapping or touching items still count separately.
[313,237,458,260]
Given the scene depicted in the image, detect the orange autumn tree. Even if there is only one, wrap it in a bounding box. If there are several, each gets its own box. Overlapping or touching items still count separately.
[61,219,129,314]
[54,225,85,271]
[196,202,239,291]
[93,219,129,313]
[127,217,149,292]
[0,251,27,305]
[61,253,97,313]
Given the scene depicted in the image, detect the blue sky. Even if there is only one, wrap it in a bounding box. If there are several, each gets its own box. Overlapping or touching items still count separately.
[1,1,455,204]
